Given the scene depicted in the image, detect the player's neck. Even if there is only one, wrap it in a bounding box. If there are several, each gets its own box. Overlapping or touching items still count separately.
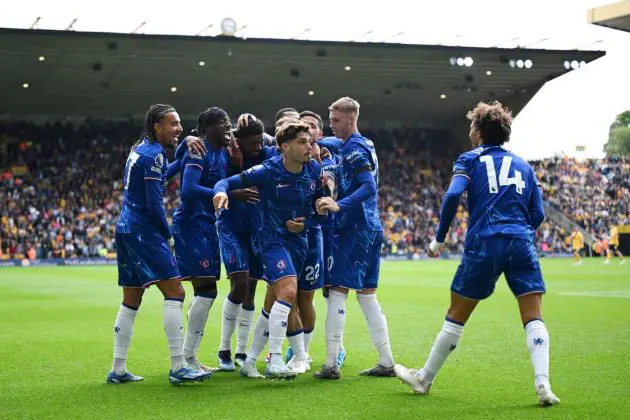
[341,126,358,142]
[154,138,168,150]
[208,138,222,150]
[282,156,303,174]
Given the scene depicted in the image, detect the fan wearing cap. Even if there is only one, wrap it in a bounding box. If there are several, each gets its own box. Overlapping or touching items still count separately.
[171,107,233,372]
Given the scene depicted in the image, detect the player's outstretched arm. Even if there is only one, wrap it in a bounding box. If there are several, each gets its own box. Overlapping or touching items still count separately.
[181,165,215,201]
[435,175,470,243]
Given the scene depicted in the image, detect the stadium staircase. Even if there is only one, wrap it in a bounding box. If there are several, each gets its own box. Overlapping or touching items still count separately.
[544,202,594,254]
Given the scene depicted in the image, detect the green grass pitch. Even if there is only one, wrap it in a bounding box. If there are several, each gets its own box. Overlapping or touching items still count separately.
[1,259,629,419]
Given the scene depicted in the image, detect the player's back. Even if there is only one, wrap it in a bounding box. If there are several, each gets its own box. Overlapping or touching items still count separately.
[457,145,538,244]
[116,140,167,234]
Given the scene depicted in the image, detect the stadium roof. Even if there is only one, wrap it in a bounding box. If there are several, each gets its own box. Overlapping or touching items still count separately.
[0,29,604,127]
[588,0,630,32]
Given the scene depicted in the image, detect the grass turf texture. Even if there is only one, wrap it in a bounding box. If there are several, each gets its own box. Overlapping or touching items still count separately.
[1,259,629,419]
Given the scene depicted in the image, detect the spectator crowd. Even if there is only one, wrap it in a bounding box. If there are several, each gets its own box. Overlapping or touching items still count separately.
[1,120,628,261]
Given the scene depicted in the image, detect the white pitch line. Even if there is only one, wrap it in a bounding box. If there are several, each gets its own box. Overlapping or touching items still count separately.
[558,291,630,299]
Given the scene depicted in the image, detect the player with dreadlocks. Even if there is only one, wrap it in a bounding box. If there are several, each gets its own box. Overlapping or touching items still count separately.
[108,104,211,385]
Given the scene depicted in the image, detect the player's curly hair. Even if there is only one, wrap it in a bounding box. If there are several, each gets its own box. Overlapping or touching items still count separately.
[234,114,265,139]
[133,104,176,149]
[466,101,513,146]
[275,122,311,148]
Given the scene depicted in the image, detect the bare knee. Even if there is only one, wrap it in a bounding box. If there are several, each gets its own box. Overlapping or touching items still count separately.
[297,291,315,315]
[192,277,217,299]
[229,272,250,302]
[122,288,145,308]
[157,279,186,301]
[243,279,259,307]
[446,292,479,325]
[276,281,297,305]
[517,293,543,325]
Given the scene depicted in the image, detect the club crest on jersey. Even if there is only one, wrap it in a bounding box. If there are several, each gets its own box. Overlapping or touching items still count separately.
[276,259,287,270]
[155,154,165,167]
[199,259,210,268]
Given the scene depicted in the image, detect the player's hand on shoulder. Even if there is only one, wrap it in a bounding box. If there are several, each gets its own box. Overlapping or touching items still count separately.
[427,239,444,258]
[184,135,207,156]
[285,216,306,234]
[231,188,260,203]
[320,147,331,160]
[213,192,229,210]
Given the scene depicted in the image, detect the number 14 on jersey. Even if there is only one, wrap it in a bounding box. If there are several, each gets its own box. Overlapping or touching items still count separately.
[480,156,526,194]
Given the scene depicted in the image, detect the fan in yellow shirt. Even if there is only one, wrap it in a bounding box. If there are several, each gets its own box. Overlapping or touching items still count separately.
[569,228,584,265]
[605,226,625,265]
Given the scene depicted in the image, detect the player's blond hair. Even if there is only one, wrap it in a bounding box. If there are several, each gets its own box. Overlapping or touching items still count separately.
[329,96,360,116]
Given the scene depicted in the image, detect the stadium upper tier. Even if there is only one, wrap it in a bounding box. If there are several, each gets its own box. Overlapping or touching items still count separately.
[0,28,603,128]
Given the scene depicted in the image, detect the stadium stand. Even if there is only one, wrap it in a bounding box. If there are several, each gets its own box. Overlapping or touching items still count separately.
[1,121,628,261]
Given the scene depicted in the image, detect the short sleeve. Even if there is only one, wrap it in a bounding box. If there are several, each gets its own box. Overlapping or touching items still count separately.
[322,156,337,181]
[182,149,204,170]
[143,153,165,180]
[344,145,372,172]
[452,153,471,180]
[241,162,272,187]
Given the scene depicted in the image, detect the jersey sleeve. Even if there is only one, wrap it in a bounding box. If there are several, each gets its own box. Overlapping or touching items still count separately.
[322,156,337,181]
[318,137,342,154]
[527,168,545,229]
[181,149,205,171]
[344,144,372,173]
[452,152,472,180]
[241,162,272,188]
[143,154,165,181]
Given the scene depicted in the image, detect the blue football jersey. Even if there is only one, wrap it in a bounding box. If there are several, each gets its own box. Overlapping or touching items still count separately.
[116,139,169,235]
[453,145,540,244]
[172,141,230,225]
[318,136,344,155]
[240,155,323,242]
[319,154,339,230]
[217,146,278,232]
[335,133,382,231]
